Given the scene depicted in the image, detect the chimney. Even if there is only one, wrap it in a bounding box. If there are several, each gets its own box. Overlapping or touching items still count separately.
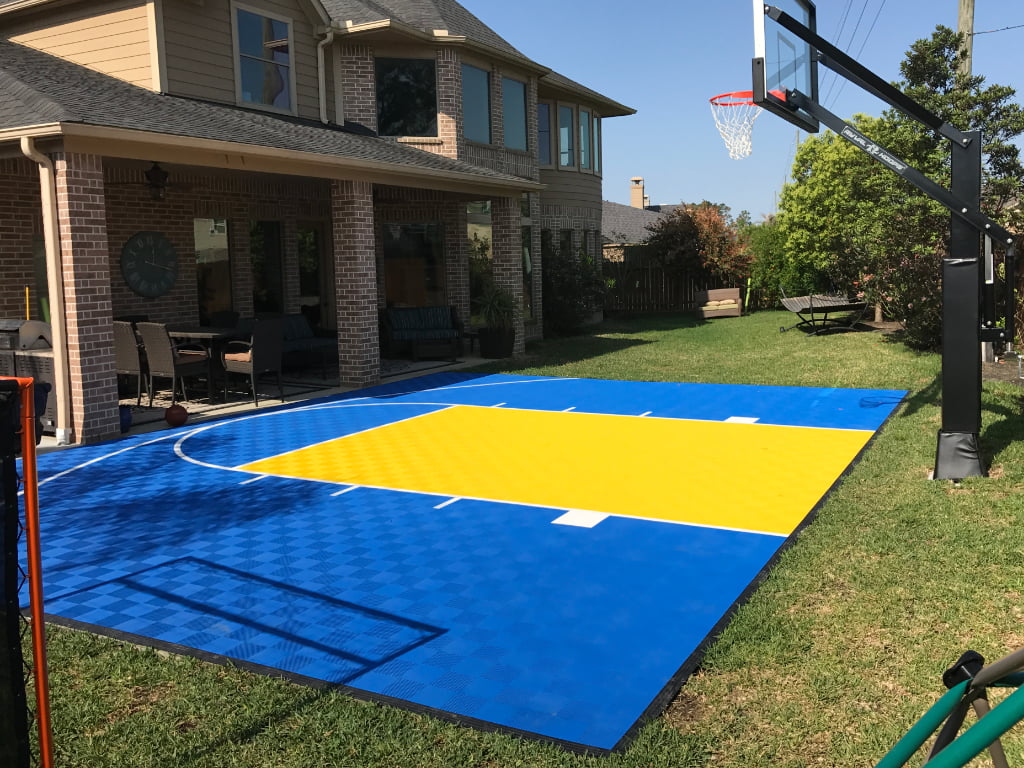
[630,177,645,208]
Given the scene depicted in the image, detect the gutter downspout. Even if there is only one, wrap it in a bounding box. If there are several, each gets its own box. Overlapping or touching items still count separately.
[317,26,336,125]
[20,137,72,445]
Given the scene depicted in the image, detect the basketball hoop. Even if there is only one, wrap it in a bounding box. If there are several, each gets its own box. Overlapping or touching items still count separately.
[709,91,763,160]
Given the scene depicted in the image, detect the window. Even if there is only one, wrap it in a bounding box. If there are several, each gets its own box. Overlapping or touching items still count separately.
[383,223,445,307]
[194,218,231,325]
[537,103,552,165]
[593,115,602,173]
[467,201,492,318]
[462,64,491,143]
[502,77,527,151]
[251,220,284,313]
[234,6,293,111]
[376,58,437,136]
[560,228,573,258]
[558,105,575,167]
[579,109,591,170]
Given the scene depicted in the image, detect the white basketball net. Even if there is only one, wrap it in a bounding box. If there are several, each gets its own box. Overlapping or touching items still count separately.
[710,96,762,160]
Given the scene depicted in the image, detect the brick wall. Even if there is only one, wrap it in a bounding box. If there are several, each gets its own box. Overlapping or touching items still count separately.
[435,47,463,160]
[331,179,379,385]
[0,159,42,320]
[339,44,377,131]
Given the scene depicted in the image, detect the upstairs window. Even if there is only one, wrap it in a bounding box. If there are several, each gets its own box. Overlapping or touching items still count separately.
[502,77,527,151]
[234,5,294,111]
[462,64,491,144]
[376,58,438,136]
[579,108,591,169]
[537,103,552,165]
[593,115,602,173]
[558,105,575,167]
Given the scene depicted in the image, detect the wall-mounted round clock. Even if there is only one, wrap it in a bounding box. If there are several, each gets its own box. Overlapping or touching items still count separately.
[121,231,178,298]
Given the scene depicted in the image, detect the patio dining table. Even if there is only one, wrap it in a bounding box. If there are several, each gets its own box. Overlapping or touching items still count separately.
[167,326,243,399]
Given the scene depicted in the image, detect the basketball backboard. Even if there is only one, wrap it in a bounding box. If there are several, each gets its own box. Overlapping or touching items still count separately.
[752,0,820,133]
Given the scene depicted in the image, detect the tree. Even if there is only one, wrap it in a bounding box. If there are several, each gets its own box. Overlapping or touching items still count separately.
[776,25,1024,349]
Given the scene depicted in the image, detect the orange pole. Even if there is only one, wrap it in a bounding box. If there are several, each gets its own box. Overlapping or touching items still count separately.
[15,377,54,768]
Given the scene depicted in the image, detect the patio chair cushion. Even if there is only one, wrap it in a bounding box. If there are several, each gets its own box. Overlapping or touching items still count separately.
[223,350,252,363]
[174,349,209,363]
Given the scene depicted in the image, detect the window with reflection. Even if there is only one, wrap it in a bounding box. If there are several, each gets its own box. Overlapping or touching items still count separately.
[195,218,232,324]
[235,7,292,110]
[383,223,445,307]
[579,109,591,169]
[593,115,602,173]
[462,64,491,143]
[502,77,527,151]
[558,105,574,167]
[376,58,437,136]
[537,103,552,165]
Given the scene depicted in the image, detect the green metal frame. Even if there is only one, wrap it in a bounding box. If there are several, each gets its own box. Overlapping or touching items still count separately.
[875,648,1024,768]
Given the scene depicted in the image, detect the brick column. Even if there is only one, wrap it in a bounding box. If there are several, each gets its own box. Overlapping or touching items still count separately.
[490,195,525,355]
[443,200,469,324]
[490,67,504,149]
[54,153,118,443]
[282,218,300,314]
[436,47,463,159]
[331,179,379,386]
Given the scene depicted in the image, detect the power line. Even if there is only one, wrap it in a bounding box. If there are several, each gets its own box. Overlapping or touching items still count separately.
[972,22,1024,36]
[822,0,865,106]
[828,0,889,109]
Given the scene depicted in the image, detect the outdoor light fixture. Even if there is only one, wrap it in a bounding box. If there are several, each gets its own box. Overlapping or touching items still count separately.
[144,162,169,201]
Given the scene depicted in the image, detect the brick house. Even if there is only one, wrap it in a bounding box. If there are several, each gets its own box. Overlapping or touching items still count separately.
[0,0,632,444]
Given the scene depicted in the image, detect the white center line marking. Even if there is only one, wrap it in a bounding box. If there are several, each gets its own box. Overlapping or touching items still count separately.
[239,474,267,485]
[725,416,760,424]
[434,497,461,509]
[552,509,609,528]
[331,486,360,497]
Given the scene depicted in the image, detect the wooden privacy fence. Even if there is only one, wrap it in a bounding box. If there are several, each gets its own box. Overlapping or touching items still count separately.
[603,262,723,313]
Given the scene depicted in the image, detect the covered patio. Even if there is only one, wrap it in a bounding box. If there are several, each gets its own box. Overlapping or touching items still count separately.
[1,40,539,444]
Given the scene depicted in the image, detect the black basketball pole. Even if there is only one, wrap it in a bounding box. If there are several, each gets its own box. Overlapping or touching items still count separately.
[935,132,985,479]
[0,382,30,768]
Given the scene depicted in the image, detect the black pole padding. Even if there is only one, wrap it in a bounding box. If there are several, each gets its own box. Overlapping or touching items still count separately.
[0,382,31,768]
[943,650,986,689]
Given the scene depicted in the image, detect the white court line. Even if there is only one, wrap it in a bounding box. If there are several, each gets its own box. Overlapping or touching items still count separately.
[562,406,576,412]
[434,497,461,509]
[239,474,267,485]
[725,416,760,424]
[491,402,506,407]
[552,509,608,528]
[639,411,653,417]
[331,486,359,497]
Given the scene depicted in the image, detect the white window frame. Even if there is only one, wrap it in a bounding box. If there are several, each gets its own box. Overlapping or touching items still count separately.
[579,107,592,172]
[556,102,577,169]
[231,1,298,116]
[593,113,602,176]
[536,100,554,168]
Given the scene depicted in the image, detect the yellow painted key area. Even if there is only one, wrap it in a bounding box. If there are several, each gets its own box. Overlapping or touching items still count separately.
[240,405,873,535]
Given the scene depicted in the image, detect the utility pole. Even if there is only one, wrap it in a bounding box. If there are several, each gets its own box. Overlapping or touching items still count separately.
[958,0,975,75]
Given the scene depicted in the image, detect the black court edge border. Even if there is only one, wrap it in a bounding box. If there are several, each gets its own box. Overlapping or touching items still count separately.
[35,390,910,758]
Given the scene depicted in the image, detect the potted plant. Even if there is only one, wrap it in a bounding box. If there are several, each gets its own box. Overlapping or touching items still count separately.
[474,281,517,358]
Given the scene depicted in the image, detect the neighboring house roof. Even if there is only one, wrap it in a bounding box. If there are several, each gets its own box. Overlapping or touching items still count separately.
[0,40,537,191]
[645,203,684,216]
[601,201,665,245]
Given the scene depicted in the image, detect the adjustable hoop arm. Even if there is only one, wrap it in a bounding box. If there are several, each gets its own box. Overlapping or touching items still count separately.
[788,90,1017,343]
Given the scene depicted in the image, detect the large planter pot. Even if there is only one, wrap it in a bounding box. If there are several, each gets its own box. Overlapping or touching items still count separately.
[478,327,515,359]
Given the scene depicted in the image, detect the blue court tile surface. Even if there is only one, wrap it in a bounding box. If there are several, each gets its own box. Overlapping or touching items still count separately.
[25,373,907,752]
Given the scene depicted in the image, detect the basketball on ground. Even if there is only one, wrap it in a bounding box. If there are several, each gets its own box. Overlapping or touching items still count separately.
[164,404,188,427]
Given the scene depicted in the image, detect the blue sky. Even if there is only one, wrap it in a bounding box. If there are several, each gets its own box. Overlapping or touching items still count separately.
[461,0,1024,220]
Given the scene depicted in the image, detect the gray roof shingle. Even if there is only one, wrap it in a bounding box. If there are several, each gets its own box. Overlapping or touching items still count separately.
[322,0,526,59]
[0,40,534,188]
[601,201,665,244]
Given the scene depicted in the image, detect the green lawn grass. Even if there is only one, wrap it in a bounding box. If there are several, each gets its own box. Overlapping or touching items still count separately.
[35,311,1024,767]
